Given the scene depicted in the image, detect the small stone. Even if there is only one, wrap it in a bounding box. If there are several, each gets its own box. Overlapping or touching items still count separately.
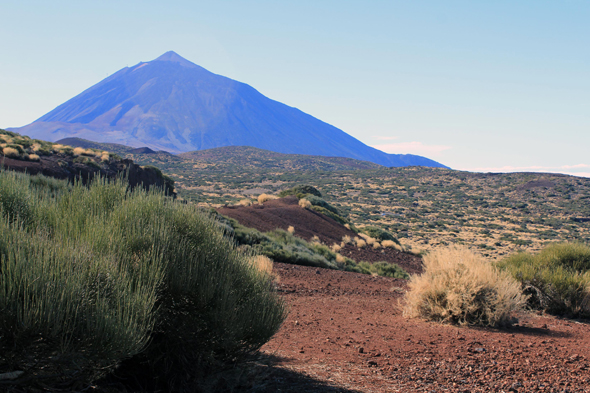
[358,347,364,353]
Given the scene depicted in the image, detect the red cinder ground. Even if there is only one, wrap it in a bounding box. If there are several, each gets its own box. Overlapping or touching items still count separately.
[253,263,590,393]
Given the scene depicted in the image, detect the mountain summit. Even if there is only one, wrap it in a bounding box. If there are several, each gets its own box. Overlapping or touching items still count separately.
[14,52,447,168]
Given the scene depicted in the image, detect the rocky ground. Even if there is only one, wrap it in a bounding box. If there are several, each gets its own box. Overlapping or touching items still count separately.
[246,262,590,393]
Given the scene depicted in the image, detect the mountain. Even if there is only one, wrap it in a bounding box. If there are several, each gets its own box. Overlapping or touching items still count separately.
[13,51,447,168]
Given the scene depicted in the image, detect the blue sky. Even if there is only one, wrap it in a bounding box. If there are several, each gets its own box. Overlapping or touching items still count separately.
[1,1,588,176]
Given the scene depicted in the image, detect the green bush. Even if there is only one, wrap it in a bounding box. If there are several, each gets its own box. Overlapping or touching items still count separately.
[497,243,590,318]
[0,170,286,390]
[360,226,400,244]
[278,184,322,198]
[357,261,409,279]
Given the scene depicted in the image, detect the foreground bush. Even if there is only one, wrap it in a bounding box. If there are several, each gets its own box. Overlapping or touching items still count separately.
[0,170,287,391]
[404,246,526,327]
[497,243,590,318]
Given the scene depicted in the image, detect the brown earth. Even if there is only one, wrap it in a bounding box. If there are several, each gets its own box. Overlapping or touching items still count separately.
[218,196,423,275]
[249,263,590,393]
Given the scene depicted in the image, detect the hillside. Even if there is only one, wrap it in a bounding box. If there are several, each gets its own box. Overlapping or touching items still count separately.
[165,164,590,259]
[12,51,446,168]
[45,137,590,259]
[56,137,384,172]
[0,130,175,195]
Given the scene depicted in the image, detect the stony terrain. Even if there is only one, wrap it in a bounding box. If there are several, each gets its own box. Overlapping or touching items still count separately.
[251,262,590,393]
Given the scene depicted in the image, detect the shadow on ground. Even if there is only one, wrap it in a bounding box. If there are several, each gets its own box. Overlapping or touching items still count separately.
[96,353,361,393]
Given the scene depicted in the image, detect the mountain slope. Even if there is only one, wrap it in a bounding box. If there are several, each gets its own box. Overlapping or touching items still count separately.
[13,51,447,168]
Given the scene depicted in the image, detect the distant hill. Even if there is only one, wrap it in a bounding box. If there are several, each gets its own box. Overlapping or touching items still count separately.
[56,137,383,172]
[13,51,447,169]
[178,146,383,171]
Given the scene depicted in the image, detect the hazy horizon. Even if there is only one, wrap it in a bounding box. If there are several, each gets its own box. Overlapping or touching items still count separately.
[1,1,588,177]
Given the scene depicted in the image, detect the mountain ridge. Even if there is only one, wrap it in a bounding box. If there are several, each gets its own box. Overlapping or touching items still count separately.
[13,51,448,168]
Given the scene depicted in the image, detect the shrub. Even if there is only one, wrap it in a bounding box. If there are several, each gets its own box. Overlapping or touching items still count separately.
[2,146,20,158]
[354,237,367,248]
[360,226,400,244]
[258,193,276,203]
[382,239,398,248]
[304,195,339,214]
[357,261,409,279]
[497,243,590,318]
[404,246,526,327]
[248,255,275,277]
[278,184,322,198]
[310,204,349,225]
[0,171,287,390]
[73,147,88,156]
[299,198,312,208]
[287,225,295,234]
[238,198,253,206]
[331,243,342,252]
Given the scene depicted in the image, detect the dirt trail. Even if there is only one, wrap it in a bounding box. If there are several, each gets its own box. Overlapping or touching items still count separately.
[255,263,590,393]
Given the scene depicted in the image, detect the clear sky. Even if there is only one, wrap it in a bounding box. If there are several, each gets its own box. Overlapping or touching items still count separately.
[1,1,588,176]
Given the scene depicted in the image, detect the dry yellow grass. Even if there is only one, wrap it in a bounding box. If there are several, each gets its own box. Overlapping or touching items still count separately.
[101,153,110,162]
[28,154,40,162]
[372,241,381,249]
[73,147,87,156]
[248,255,279,281]
[311,235,321,244]
[2,147,20,158]
[258,193,276,204]
[298,198,312,208]
[403,246,526,327]
[331,243,342,252]
[238,199,253,207]
[354,237,367,248]
[287,225,295,234]
[342,235,352,244]
[335,253,346,263]
[381,240,397,248]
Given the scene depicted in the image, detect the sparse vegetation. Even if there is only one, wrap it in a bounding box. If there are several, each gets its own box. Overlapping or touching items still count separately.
[258,193,276,203]
[299,198,312,208]
[498,242,590,318]
[357,261,409,279]
[215,214,408,277]
[404,246,526,327]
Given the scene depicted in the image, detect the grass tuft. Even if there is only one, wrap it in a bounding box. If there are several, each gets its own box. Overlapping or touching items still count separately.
[404,246,526,327]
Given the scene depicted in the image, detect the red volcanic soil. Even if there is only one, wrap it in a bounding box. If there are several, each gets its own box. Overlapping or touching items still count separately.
[251,263,590,393]
[217,196,423,275]
[219,196,590,392]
